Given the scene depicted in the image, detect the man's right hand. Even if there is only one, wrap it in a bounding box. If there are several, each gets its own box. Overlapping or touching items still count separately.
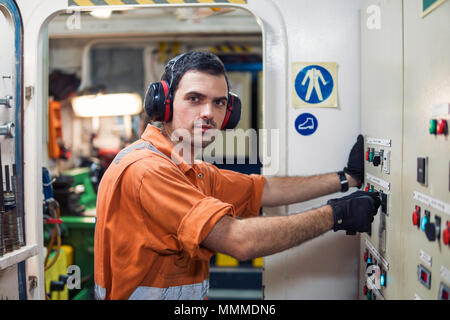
[327,191,381,234]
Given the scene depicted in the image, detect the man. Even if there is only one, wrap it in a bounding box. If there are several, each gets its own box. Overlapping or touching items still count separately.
[94,51,380,300]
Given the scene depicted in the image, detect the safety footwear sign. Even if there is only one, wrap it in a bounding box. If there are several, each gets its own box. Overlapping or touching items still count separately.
[295,113,318,136]
[292,62,338,108]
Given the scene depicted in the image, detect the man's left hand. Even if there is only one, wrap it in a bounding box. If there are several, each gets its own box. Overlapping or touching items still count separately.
[343,134,364,188]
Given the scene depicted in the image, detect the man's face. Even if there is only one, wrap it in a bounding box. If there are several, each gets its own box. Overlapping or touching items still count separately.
[164,70,228,149]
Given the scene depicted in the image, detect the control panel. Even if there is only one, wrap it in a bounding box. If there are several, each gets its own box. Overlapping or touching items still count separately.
[360,0,450,300]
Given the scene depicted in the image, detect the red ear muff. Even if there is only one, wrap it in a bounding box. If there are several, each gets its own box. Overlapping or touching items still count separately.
[221,92,242,130]
[160,81,172,122]
[144,80,173,122]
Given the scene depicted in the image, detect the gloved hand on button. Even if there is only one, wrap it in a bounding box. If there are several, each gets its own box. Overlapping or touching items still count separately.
[343,134,364,189]
[327,191,381,234]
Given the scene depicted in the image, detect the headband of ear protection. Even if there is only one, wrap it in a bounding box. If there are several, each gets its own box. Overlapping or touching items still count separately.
[144,53,242,130]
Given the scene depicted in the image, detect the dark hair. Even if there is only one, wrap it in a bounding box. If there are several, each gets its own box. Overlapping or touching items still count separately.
[161,51,230,96]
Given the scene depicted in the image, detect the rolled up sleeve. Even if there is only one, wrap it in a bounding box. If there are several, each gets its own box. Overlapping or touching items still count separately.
[178,197,234,260]
[209,166,266,218]
[138,162,234,260]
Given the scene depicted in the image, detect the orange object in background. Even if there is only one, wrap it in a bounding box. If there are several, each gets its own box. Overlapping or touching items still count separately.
[48,100,63,159]
[48,100,70,160]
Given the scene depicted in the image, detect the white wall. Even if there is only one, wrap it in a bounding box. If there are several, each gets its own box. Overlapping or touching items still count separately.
[263,0,362,299]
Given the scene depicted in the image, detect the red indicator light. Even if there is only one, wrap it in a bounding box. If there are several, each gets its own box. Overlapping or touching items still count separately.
[437,119,447,135]
[421,271,428,282]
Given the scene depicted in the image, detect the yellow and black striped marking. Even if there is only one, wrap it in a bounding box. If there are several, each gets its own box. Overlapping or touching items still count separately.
[69,0,247,7]
[210,44,253,54]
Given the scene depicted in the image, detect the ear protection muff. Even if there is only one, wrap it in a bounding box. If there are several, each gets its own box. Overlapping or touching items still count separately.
[221,92,242,130]
[144,54,185,123]
[144,80,173,122]
[144,53,242,130]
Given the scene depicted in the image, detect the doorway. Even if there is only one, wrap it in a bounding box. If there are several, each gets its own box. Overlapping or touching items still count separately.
[45,5,263,300]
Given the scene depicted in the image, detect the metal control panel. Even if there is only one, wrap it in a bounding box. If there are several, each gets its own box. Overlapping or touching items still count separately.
[360,0,450,300]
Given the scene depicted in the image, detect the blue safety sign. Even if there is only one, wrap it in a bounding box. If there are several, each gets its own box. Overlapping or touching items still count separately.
[295,113,318,136]
[294,65,334,104]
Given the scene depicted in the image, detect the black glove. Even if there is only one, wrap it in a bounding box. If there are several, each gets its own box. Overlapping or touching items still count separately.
[343,134,364,188]
[327,191,381,234]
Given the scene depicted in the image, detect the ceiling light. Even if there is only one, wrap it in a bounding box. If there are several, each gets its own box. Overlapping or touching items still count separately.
[90,9,113,19]
[72,93,142,118]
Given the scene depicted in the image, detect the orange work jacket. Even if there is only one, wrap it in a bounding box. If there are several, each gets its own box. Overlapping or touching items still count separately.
[94,125,265,299]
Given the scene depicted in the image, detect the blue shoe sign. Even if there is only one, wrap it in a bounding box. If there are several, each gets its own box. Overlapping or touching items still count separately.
[295,113,318,136]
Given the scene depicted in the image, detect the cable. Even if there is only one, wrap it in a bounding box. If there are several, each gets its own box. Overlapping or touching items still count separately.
[44,206,61,271]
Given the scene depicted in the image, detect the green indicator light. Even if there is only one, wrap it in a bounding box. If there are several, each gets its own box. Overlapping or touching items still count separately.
[429,119,437,134]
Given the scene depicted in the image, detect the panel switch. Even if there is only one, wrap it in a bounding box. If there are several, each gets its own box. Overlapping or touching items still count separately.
[380,191,388,214]
[425,215,441,242]
[382,150,390,174]
[439,283,449,300]
[417,264,431,289]
[417,157,427,185]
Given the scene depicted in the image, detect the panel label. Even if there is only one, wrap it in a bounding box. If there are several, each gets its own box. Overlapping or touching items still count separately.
[431,103,450,118]
[419,249,432,267]
[366,137,392,147]
[441,266,450,284]
[413,191,450,217]
[366,173,391,191]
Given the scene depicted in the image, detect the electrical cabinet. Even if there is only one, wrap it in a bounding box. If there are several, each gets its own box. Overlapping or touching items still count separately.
[360,0,450,300]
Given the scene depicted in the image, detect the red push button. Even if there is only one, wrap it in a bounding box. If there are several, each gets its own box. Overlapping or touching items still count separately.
[365,148,370,161]
[412,206,421,227]
[437,119,447,135]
